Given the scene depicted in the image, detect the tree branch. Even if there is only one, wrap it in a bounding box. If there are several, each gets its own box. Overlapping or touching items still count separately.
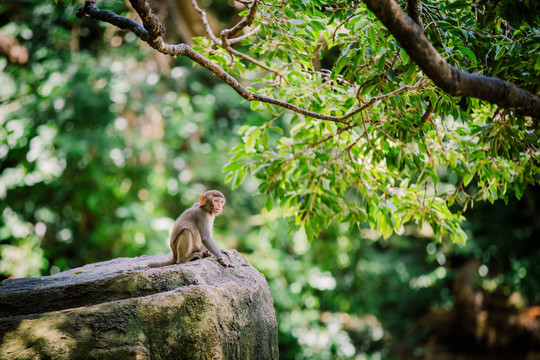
[76,1,149,40]
[214,0,290,82]
[77,0,426,125]
[228,25,261,44]
[364,0,540,119]
[190,0,221,45]
[407,0,424,31]
[220,0,258,39]
[129,0,165,38]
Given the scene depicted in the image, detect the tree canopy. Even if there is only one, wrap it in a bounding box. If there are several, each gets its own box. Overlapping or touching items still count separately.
[2,0,540,358]
[75,0,540,243]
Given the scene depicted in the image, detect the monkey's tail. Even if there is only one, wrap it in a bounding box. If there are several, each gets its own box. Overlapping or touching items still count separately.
[147,255,176,268]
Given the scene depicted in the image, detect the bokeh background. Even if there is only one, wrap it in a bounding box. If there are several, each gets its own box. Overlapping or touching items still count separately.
[1,1,540,358]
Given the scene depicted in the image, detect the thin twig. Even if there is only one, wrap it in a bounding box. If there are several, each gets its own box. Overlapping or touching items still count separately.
[331,3,359,44]
[191,0,221,45]
[228,25,261,44]
[360,110,381,161]
[220,0,258,39]
[77,0,429,124]
[192,0,289,82]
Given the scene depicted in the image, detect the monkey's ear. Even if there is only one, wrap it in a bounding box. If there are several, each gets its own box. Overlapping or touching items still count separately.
[198,194,206,205]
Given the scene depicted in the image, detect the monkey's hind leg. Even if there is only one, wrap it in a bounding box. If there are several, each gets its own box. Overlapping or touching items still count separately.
[191,244,211,260]
[201,247,211,258]
[189,251,207,261]
[176,229,205,263]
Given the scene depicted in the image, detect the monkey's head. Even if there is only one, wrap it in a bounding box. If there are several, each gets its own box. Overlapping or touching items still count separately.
[199,190,226,216]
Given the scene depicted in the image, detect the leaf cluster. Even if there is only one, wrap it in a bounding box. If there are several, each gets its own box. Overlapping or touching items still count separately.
[207,0,540,243]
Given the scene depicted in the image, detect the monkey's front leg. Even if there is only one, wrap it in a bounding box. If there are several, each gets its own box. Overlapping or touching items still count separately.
[217,250,232,267]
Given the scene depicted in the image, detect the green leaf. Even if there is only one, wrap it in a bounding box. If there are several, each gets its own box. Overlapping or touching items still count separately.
[463,173,474,186]
[271,126,284,135]
[400,47,409,63]
[458,47,478,67]
[243,129,261,153]
[534,56,540,72]
[222,161,244,172]
[354,18,370,31]
[495,46,506,61]
[265,195,273,212]
[290,121,307,135]
[237,125,251,135]
[334,54,349,73]
[232,169,248,189]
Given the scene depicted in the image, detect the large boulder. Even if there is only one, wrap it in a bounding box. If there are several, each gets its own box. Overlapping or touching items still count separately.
[0,251,278,359]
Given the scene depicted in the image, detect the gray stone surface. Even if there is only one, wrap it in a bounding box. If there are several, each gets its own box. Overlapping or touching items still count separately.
[0,251,278,359]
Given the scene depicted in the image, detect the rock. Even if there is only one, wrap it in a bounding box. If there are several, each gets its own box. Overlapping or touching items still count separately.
[0,251,279,360]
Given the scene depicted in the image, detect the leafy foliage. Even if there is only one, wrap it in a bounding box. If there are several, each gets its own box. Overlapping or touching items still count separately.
[0,0,268,276]
[188,0,540,244]
[2,1,540,359]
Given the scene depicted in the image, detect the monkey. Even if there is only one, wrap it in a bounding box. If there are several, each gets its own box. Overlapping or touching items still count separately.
[148,190,231,268]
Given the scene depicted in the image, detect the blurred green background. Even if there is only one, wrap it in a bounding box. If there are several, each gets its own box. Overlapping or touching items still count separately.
[1,1,540,359]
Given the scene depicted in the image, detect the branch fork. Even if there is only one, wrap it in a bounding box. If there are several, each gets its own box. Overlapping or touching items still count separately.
[77,0,540,123]
[76,0,409,125]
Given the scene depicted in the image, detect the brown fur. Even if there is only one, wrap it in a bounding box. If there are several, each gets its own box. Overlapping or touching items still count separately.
[148,190,230,267]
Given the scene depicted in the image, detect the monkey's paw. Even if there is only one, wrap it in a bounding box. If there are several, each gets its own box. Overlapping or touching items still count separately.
[218,255,231,267]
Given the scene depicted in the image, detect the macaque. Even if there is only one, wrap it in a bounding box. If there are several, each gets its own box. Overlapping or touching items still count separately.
[148,190,231,267]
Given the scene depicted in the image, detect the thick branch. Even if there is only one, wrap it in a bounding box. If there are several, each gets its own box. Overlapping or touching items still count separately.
[129,0,165,38]
[364,0,540,119]
[76,0,426,124]
[407,0,424,30]
[76,1,149,40]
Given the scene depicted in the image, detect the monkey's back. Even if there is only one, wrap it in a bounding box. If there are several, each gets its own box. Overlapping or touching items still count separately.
[169,203,209,243]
